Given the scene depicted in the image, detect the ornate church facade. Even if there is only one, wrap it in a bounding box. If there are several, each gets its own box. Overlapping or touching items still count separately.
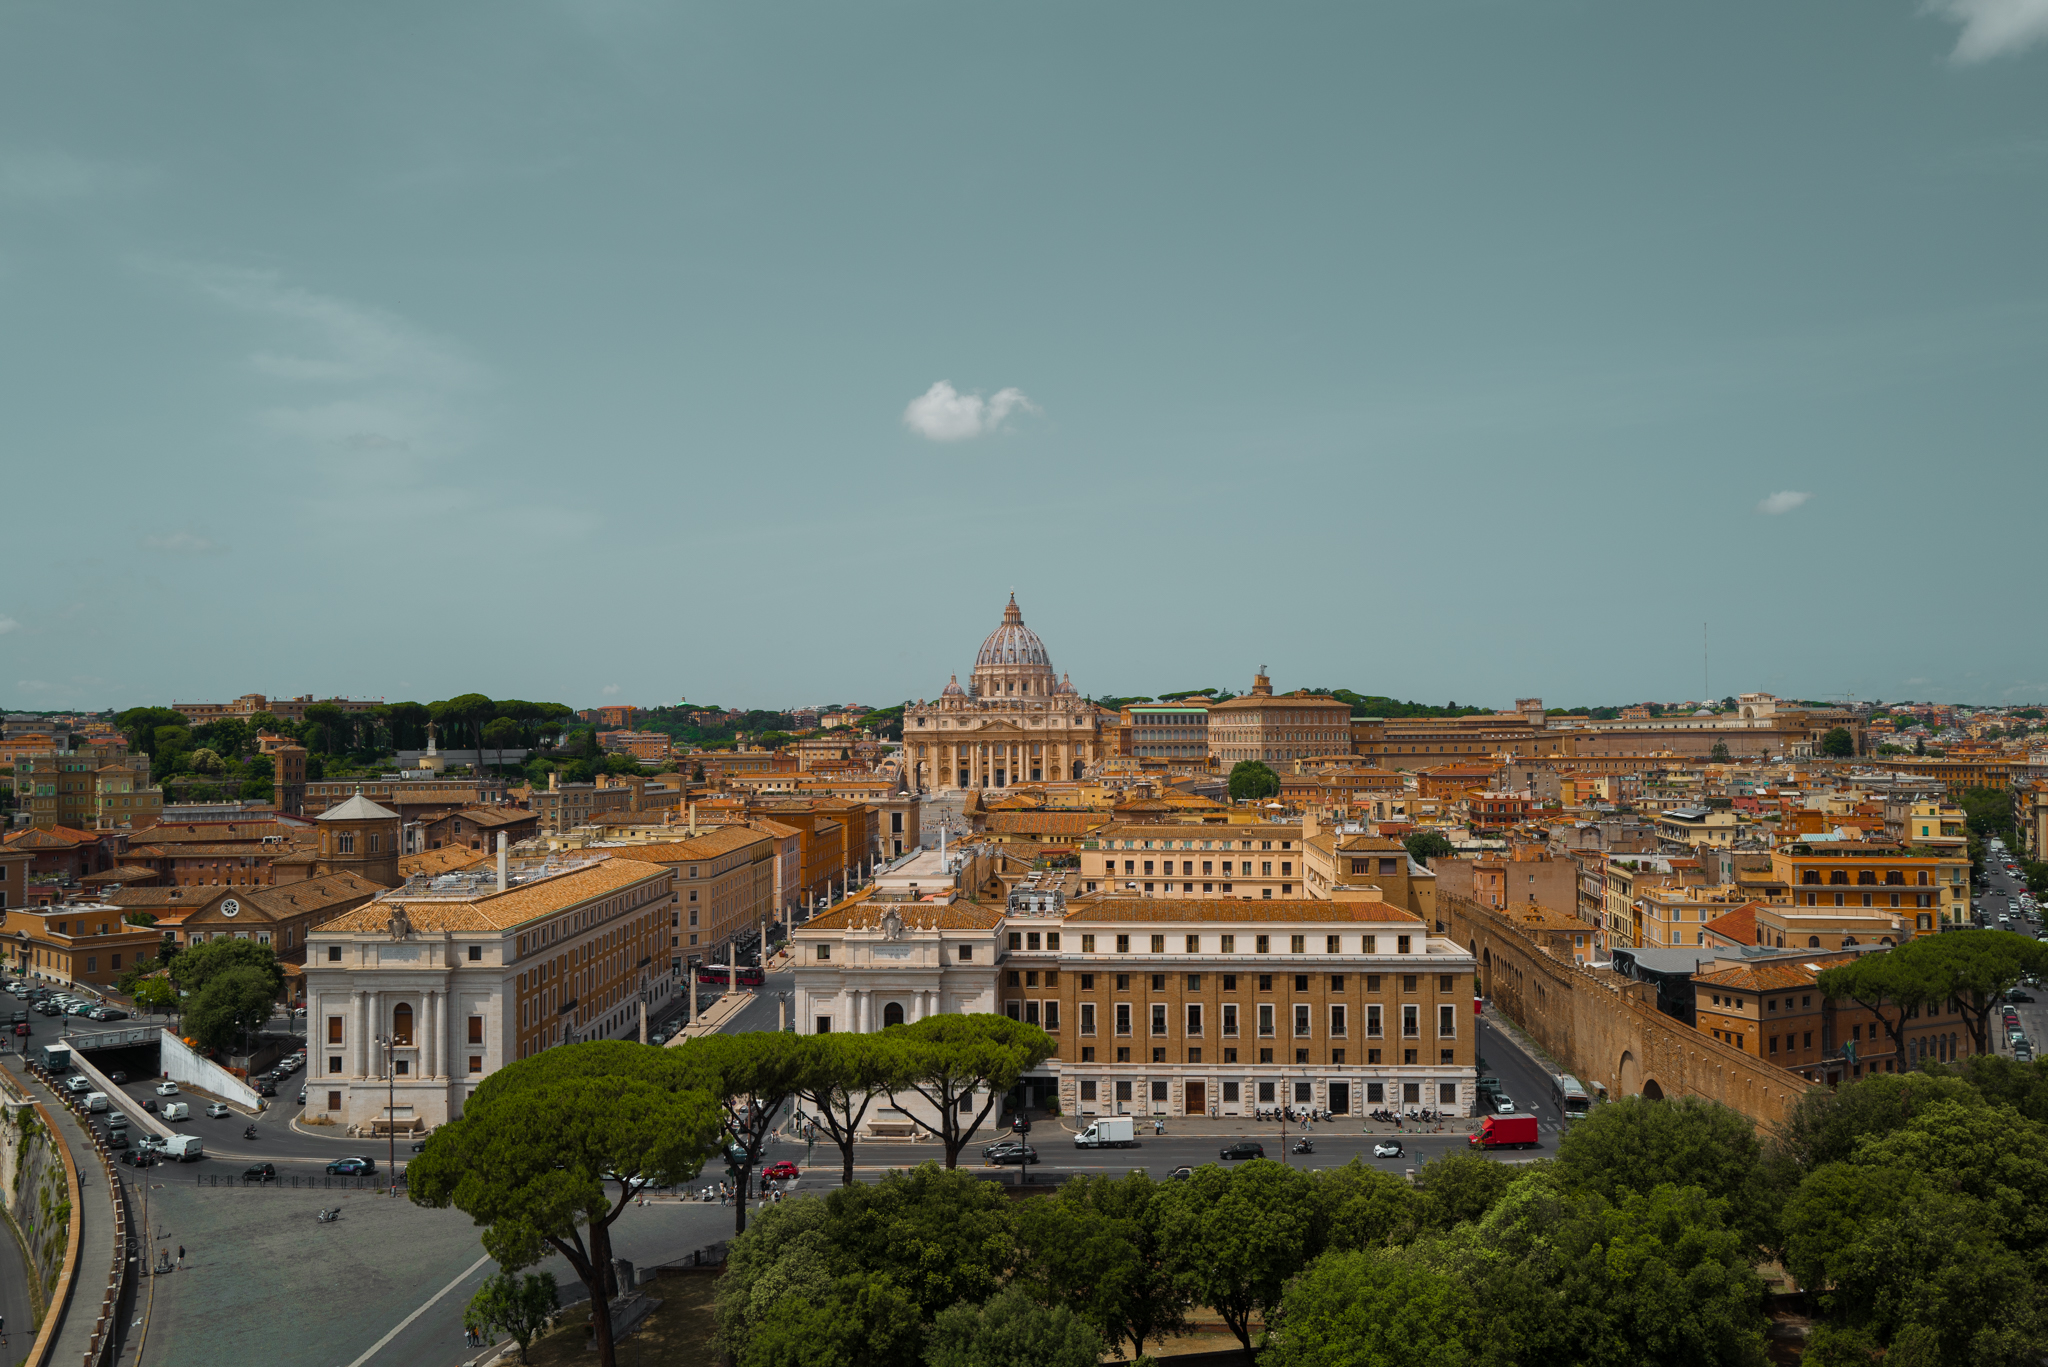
[904,596,1108,794]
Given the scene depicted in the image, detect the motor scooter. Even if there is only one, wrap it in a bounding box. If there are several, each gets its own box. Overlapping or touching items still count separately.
[1290,1136,1314,1155]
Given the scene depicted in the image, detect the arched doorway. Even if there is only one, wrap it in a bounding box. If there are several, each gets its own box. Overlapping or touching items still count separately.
[1641,1078,1665,1101]
[882,1002,905,1028]
[1617,1049,1638,1096]
[392,1001,414,1045]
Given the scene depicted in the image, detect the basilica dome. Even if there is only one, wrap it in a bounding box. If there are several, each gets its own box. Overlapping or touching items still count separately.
[969,594,1061,700]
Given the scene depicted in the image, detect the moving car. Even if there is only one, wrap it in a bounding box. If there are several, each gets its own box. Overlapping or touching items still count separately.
[1073,1117,1137,1148]
[1494,1097,1518,1114]
[1219,1142,1266,1161]
[64,1076,91,1094]
[326,1156,377,1175]
[205,1102,232,1119]
[155,1081,180,1096]
[1373,1140,1405,1158]
[88,1007,128,1022]
[1167,1166,1194,1181]
[762,1161,800,1182]
[243,1163,276,1182]
[983,1142,1038,1166]
[161,1135,204,1162]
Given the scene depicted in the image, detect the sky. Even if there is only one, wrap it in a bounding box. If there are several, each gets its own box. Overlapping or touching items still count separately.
[3,1,2047,715]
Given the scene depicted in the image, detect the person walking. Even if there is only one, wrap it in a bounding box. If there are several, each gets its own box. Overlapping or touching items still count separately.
[177,1245,184,1269]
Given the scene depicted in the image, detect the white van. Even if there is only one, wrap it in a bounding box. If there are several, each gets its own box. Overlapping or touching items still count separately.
[85,1092,109,1112]
[161,1135,203,1162]
[160,1102,190,1122]
[1073,1116,1136,1148]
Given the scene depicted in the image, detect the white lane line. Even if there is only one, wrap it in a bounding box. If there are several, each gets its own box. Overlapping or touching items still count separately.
[341,1250,494,1367]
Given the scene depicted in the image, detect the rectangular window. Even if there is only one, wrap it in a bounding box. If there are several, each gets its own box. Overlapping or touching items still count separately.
[1223,1003,1238,1036]
[1294,1004,1310,1036]
[1363,935,1377,955]
[1116,935,1130,953]
[1186,974,1202,990]
[1186,1003,1203,1035]
[1439,1004,1456,1038]
[1080,1081,1097,1102]
[468,1017,484,1044]
[1403,1004,1420,1038]
[958,945,973,962]
[1331,1004,1347,1036]
[328,1091,342,1111]
[1367,1004,1382,1037]
[1150,934,1166,953]
[1258,1003,1275,1036]
[1081,934,1096,953]
[1151,1003,1167,1035]
[1081,1003,1096,1034]
[1255,935,1269,953]
[328,1016,343,1045]
[328,1056,342,1073]
[468,1055,483,1074]
[1290,935,1305,953]
[816,945,831,960]
[1116,1003,1132,1035]
[1220,934,1235,953]
[1185,935,1201,953]
[1043,1001,1060,1031]
[1397,935,1412,954]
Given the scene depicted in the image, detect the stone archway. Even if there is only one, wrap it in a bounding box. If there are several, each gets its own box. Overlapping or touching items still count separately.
[882,1002,904,1028]
[1641,1078,1665,1101]
[1617,1049,1639,1097]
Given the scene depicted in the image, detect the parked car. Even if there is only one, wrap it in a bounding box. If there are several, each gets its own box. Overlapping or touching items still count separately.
[89,1008,128,1022]
[137,1134,167,1153]
[120,1150,158,1168]
[1494,1097,1518,1114]
[1373,1140,1405,1158]
[983,1142,1039,1166]
[298,1088,307,1105]
[243,1163,277,1182]
[254,1082,277,1098]
[1219,1142,1266,1162]
[327,1156,377,1175]
[156,1081,180,1096]
[205,1102,231,1119]
[2018,994,2043,1004]
[762,1161,800,1182]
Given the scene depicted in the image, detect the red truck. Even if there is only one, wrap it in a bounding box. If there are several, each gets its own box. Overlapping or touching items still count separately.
[1469,1114,1540,1150]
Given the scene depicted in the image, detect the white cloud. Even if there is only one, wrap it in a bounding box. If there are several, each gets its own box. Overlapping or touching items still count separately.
[602,684,621,695]
[0,616,18,636]
[902,381,1039,442]
[1756,490,1812,516]
[1929,0,2048,63]
[141,532,224,555]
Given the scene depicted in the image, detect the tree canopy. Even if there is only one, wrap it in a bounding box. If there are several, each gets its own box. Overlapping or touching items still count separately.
[1227,759,1280,802]
[1819,726,1855,757]
[409,1041,720,1367]
[1402,830,1455,866]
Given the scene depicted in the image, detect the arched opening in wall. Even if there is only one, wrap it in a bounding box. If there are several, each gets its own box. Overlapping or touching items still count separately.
[1641,1078,1665,1101]
[1072,761,1085,781]
[391,1002,414,1046]
[1617,1049,1638,1096]
[882,1001,905,1028]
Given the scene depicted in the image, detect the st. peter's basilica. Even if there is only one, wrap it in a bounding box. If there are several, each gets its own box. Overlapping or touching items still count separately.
[903,596,1108,793]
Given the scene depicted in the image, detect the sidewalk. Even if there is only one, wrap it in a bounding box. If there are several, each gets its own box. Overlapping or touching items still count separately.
[671,991,755,1043]
[2,1054,121,1367]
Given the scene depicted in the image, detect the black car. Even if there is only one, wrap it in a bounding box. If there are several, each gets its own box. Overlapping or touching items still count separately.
[254,1082,277,1098]
[120,1150,158,1168]
[244,1163,277,1182]
[983,1142,1039,1166]
[2009,992,2036,1004]
[105,1129,129,1149]
[1219,1142,1266,1162]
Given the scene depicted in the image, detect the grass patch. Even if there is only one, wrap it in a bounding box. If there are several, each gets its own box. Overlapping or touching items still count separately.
[516,1272,721,1367]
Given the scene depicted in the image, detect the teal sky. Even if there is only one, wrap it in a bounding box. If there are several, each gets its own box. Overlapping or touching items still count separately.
[4,2,2046,713]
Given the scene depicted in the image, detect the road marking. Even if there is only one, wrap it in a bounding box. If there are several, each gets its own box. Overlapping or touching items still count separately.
[341,1250,494,1367]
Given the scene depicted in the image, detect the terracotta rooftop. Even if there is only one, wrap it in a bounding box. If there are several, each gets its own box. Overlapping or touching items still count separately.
[613,827,773,863]
[987,813,1107,837]
[317,858,671,935]
[1703,903,1762,944]
[1692,959,1824,993]
[399,847,490,879]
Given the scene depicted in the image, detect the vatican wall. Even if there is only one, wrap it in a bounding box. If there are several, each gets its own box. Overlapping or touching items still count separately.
[1439,892,1815,1129]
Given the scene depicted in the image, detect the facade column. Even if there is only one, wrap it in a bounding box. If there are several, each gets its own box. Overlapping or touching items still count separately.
[428,990,441,1077]
[355,992,370,1077]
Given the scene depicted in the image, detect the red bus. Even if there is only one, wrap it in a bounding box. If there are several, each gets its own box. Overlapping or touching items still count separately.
[697,965,765,988]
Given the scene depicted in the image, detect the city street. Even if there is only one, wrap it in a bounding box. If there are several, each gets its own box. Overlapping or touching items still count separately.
[1979,846,2047,1060]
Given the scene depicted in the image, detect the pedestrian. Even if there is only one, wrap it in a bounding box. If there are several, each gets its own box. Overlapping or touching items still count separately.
[177,1245,184,1269]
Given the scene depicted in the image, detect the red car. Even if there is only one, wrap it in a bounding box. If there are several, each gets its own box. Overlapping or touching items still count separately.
[761,1161,800,1182]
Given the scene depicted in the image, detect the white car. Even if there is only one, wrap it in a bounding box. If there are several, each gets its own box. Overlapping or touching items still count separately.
[1495,1097,1517,1114]
[155,1081,180,1096]
[1372,1140,1404,1158]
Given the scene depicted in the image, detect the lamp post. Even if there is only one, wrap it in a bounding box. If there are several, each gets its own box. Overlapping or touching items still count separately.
[375,1033,395,1189]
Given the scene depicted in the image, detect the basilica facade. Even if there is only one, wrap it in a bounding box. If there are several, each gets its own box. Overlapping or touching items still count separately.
[904,596,1108,794]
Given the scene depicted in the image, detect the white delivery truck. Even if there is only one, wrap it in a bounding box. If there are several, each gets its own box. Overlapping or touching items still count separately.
[160,1102,190,1122]
[162,1135,203,1162]
[1073,1116,1136,1149]
[85,1092,109,1112]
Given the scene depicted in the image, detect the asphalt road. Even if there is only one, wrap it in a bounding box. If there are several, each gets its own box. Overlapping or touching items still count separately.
[1979,848,2047,1058]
